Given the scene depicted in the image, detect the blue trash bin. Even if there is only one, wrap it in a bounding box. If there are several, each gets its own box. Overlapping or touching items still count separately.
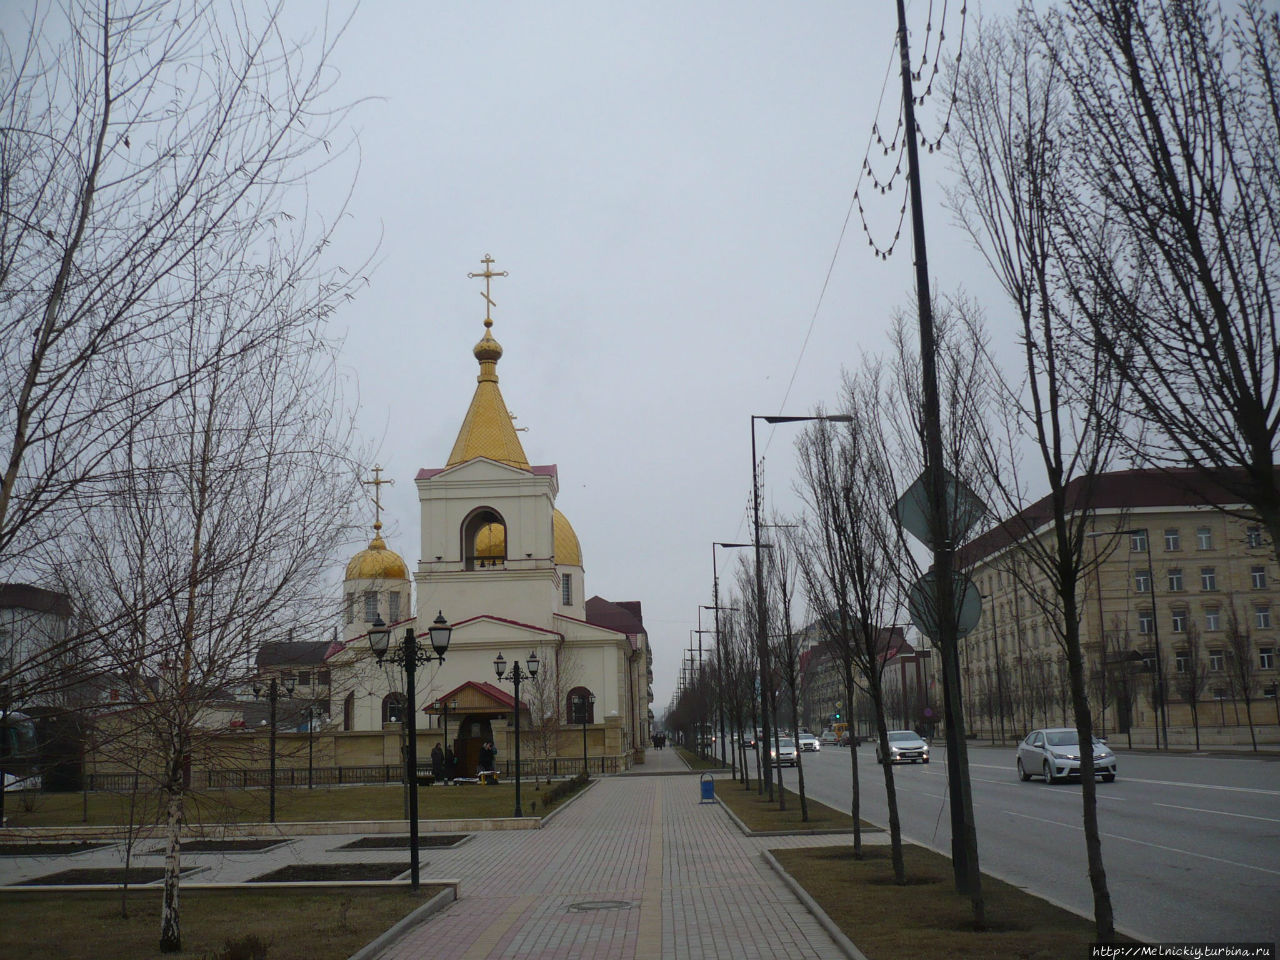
[699,772,716,804]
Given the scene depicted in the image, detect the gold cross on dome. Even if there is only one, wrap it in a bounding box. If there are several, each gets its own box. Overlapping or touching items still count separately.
[362,465,394,529]
[467,254,509,326]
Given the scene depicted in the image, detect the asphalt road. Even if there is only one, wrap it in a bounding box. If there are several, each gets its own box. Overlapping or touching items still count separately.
[759,742,1280,945]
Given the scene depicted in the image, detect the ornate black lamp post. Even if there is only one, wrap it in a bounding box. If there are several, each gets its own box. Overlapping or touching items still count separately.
[306,704,326,789]
[493,650,539,816]
[575,693,595,775]
[368,610,452,890]
[253,674,295,822]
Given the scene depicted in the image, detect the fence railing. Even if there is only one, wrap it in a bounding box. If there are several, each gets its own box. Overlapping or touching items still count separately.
[83,754,628,793]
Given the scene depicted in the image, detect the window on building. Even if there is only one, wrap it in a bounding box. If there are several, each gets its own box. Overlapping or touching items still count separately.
[1197,526,1214,550]
[1201,567,1217,591]
[1205,608,1221,631]
[1265,684,1278,699]
[561,572,573,606]
[1247,525,1264,549]
[1260,647,1274,670]
[1171,610,1187,633]
[344,592,354,625]
[381,693,407,725]
[566,686,595,723]
[1130,530,1148,552]
[389,591,401,622]
[1135,570,1151,593]
[1138,610,1154,635]
[1168,568,1184,592]
[1212,686,1228,700]
[1165,529,1181,551]
[1175,649,1189,673]
[1252,566,1267,590]
[1142,649,1157,672]
[1209,649,1224,672]
[363,591,378,623]
[317,668,330,685]
[1257,605,1272,629]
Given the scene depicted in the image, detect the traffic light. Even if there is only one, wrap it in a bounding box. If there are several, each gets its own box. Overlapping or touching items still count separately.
[834,711,841,720]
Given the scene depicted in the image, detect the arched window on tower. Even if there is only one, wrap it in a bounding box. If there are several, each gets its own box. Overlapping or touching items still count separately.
[462,508,506,570]
[567,686,596,724]
[382,692,407,725]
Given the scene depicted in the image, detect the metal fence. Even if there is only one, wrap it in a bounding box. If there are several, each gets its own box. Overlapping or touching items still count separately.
[83,754,628,793]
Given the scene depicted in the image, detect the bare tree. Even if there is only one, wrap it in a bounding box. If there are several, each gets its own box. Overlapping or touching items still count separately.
[794,372,909,881]
[1174,624,1209,750]
[1034,1,1280,560]
[767,519,808,820]
[1222,602,1260,751]
[947,10,1130,937]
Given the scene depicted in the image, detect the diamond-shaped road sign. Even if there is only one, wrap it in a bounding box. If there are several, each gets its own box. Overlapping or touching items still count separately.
[893,468,987,548]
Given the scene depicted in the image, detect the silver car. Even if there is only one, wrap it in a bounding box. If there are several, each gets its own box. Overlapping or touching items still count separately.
[1017,727,1117,783]
[876,730,930,764]
[797,733,820,752]
[767,737,798,767]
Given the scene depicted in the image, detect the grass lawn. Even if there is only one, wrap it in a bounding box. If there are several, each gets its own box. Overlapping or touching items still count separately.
[0,886,443,960]
[713,779,873,832]
[772,843,1128,959]
[5,777,587,829]
[673,748,723,770]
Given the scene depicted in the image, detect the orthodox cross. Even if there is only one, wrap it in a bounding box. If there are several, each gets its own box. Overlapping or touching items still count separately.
[362,465,393,530]
[467,254,508,326]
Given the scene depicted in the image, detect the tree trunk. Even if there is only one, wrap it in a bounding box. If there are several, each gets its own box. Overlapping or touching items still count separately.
[159,772,184,952]
[871,690,905,883]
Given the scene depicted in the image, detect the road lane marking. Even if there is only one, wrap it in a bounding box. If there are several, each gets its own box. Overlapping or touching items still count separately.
[1005,810,1280,877]
[1154,802,1280,824]
[1123,777,1280,796]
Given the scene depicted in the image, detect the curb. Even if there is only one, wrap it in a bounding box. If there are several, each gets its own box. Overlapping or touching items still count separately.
[761,850,870,960]
[712,787,878,838]
[536,777,596,825]
[347,882,460,960]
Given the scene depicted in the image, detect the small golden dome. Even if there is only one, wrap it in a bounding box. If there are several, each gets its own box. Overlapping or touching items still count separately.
[553,509,582,567]
[345,527,409,581]
[474,327,503,364]
[475,521,505,560]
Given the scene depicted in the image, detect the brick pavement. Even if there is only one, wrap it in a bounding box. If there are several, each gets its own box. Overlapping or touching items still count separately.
[375,766,866,960]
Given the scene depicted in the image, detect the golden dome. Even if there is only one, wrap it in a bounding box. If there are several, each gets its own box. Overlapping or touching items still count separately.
[475,521,505,560]
[553,509,582,567]
[345,526,409,581]
[446,315,531,471]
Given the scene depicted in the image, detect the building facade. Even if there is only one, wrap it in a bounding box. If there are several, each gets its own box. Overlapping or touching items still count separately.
[960,469,1280,746]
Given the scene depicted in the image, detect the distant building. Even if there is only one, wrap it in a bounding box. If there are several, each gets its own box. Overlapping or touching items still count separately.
[0,584,73,706]
[959,468,1280,746]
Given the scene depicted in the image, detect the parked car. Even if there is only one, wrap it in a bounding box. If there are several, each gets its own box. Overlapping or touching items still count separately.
[797,732,820,752]
[876,730,930,764]
[1017,728,1117,783]
[767,737,799,767]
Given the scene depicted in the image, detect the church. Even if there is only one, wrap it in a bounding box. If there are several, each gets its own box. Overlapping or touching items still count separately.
[324,259,653,776]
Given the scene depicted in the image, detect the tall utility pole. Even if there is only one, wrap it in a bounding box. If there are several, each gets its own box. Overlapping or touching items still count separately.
[895,0,983,920]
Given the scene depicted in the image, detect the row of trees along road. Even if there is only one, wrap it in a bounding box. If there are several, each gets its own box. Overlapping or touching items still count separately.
[673,0,1280,943]
[1,2,369,952]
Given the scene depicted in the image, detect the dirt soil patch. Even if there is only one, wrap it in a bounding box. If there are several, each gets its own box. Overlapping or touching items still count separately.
[14,866,197,885]
[0,842,112,856]
[338,834,468,850]
[143,838,291,854]
[250,862,409,882]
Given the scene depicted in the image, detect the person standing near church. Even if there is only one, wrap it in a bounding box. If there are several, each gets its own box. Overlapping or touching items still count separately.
[430,742,444,782]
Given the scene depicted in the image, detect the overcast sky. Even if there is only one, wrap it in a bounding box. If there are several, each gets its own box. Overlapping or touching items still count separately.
[302,0,1022,713]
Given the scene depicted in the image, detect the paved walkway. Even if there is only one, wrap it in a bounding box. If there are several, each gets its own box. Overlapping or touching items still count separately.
[377,750,861,960]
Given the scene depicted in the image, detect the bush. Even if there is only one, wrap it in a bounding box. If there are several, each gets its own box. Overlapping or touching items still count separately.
[541,773,589,809]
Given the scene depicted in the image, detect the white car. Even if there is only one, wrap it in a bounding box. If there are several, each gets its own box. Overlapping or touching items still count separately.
[766,737,798,767]
[1017,728,1117,783]
[797,733,820,752]
[876,730,930,764]
[819,729,838,745]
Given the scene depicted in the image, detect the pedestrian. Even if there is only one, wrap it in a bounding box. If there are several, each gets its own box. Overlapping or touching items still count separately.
[444,746,456,783]
[430,742,444,782]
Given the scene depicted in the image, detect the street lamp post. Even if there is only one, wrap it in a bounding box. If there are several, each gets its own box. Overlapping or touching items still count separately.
[368,611,452,890]
[751,414,850,801]
[253,674,295,822]
[306,704,326,789]
[493,650,540,817]
[575,693,595,775]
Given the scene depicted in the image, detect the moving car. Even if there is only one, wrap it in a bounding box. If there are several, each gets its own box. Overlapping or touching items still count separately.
[876,730,930,764]
[767,737,798,767]
[819,729,838,745]
[797,732,820,752]
[1017,728,1117,783]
